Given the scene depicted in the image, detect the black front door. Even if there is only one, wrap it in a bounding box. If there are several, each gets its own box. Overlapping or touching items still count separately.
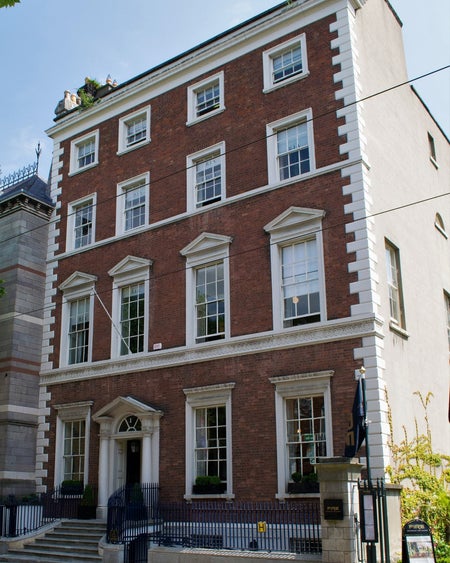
[126,440,141,485]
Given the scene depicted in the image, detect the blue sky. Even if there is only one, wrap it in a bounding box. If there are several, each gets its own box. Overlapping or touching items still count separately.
[0,0,448,179]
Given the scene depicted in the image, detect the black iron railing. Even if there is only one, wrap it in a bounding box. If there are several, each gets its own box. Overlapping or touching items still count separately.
[106,484,321,556]
[107,483,160,545]
[358,478,390,563]
[156,500,321,554]
[0,485,98,538]
[0,163,38,191]
[0,498,52,538]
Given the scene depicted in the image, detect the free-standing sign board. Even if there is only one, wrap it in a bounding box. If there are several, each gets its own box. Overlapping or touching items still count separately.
[402,519,436,563]
[359,490,378,542]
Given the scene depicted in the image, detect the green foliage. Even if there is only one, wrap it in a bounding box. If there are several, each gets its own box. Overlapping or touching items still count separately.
[387,391,450,562]
[77,78,102,109]
[302,471,318,483]
[291,471,318,483]
[130,483,144,504]
[0,279,5,297]
[78,89,95,108]
[81,484,95,506]
[21,493,40,505]
[195,475,221,486]
[61,479,83,494]
[0,0,21,7]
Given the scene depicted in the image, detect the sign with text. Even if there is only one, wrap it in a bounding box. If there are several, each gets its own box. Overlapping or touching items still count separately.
[402,519,436,563]
[324,499,344,520]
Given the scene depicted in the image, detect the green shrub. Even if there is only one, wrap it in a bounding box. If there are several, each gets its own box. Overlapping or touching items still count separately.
[81,484,95,506]
[387,391,450,562]
[195,475,221,486]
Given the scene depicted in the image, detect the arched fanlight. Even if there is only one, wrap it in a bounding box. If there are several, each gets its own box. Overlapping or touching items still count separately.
[118,415,142,432]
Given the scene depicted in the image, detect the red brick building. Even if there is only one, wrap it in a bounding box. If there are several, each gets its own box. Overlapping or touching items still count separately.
[40,0,450,520]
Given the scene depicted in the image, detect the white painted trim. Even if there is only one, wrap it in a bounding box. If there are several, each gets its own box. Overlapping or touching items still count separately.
[54,401,93,487]
[46,1,341,141]
[115,172,150,236]
[51,156,363,261]
[41,315,383,385]
[117,105,151,155]
[270,370,333,499]
[266,108,315,185]
[184,383,235,499]
[68,129,99,176]
[265,206,326,330]
[66,193,97,252]
[186,142,226,212]
[186,71,225,125]
[181,233,232,346]
[109,257,151,358]
[59,274,96,367]
[262,32,309,92]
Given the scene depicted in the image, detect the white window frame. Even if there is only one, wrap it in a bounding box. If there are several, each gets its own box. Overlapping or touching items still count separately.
[67,193,97,251]
[180,233,232,346]
[69,130,99,175]
[265,207,326,331]
[108,256,152,358]
[385,239,406,330]
[184,382,235,499]
[54,401,93,488]
[116,172,150,235]
[59,272,97,367]
[266,109,315,185]
[186,142,226,212]
[187,72,225,125]
[270,371,333,500]
[263,34,309,92]
[118,106,151,154]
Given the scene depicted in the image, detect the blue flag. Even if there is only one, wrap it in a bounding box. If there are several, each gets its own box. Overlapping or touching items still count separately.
[344,379,366,457]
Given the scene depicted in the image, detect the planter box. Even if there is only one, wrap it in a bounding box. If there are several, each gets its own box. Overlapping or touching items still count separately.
[61,483,83,495]
[287,481,320,494]
[193,483,227,495]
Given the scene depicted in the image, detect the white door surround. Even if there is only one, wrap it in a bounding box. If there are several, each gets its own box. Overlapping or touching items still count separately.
[92,396,163,519]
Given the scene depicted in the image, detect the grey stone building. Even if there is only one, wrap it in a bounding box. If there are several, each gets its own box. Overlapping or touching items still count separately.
[0,163,53,497]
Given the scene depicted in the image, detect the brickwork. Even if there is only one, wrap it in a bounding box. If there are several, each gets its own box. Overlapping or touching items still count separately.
[50,168,357,367]
[43,337,362,500]
[40,1,405,508]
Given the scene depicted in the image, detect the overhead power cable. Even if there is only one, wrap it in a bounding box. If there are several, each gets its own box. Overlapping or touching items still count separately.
[1,66,449,323]
[4,189,449,323]
[0,64,448,247]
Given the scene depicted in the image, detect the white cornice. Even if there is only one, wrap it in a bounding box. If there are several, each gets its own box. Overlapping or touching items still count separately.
[46,0,352,141]
[40,314,384,386]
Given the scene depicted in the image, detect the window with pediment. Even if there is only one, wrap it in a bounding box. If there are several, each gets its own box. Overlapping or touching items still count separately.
[181,233,232,345]
[108,256,152,358]
[265,207,326,330]
[59,272,97,366]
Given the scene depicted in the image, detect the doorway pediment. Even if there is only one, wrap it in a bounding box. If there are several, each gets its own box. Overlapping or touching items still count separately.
[93,396,163,424]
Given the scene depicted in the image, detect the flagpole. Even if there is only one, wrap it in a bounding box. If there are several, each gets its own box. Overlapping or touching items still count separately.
[359,366,371,484]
